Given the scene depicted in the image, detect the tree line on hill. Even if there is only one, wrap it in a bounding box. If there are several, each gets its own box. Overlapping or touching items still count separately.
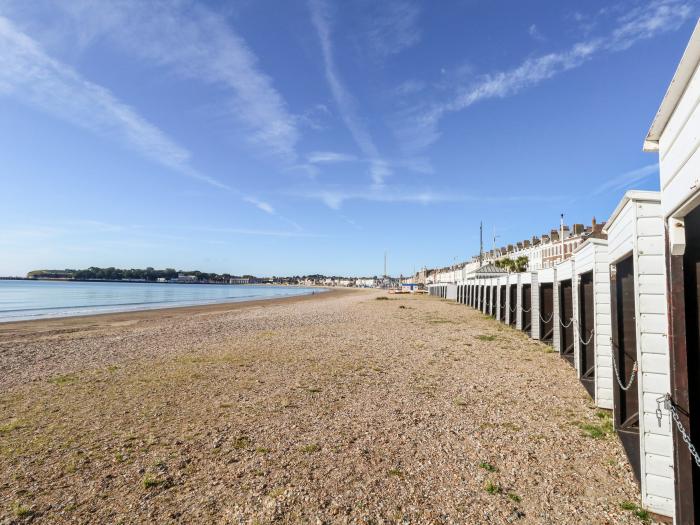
[26,267,252,282]
[25,268,375,283]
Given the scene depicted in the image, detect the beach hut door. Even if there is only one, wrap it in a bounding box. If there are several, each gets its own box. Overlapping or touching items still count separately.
[499,285,506,321]
[540,283,554,342]
[610,255,641,482]
[577,273,594,396]
[679,206,700,522]
[508,285,517,326]
[522,284,532,333]
[559,279,575,367]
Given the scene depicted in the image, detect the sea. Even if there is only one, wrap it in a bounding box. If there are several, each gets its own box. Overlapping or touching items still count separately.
[0,279,322,322]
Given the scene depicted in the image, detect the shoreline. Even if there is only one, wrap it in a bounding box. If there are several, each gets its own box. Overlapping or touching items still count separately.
[0,287,353,333]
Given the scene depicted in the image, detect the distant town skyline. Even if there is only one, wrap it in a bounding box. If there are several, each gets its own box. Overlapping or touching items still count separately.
[0,0,697,277]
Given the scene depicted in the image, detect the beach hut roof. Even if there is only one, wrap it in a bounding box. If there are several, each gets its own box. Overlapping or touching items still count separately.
[644,20,700,151]
[603,190,661,233]
[572,236,607,255]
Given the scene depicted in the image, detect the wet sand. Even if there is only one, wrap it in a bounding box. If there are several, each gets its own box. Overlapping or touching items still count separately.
[0,290,648,523]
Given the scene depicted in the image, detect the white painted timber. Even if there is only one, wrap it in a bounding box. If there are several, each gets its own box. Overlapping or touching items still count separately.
[531,271,540,340]
[573,238,613,409]
[604,191,673,518]
[553,260,574,356]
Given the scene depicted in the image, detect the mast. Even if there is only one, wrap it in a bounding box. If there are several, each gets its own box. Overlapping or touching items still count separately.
[479,221,483,267]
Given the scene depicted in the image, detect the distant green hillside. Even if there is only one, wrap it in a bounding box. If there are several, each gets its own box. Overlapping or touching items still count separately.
[26,267,241,282]
[26,269,75,279]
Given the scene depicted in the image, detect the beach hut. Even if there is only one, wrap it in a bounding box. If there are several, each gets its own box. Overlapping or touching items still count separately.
[469,265,508,315]
[507,274,518,327]
[572,238,612,407]
[490,281,498,318]
[554,259,576,366]
[534,268,555,344]
[484,279,493,315]
[483,279,491,315]
[643,20,700,522]
[497,276,507,322]
[485,279,493,316]
[446,284,457,301]
[428,284,447,298]
[518,272,533,335]
[603,190,673,518]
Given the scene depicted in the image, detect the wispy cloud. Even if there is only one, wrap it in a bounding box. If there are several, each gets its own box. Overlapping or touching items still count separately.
[590,163,659,196]
[309,0,390,185]
[0,15,229,190]
[608,0,694,50]
[195,227,325,238]
[244,197,275,215]
[363,1,421,60]
[395,0,695,151]
[307,151,359,164]
[0,6,308,229]
[9,0,300,163]
[528,24,546,42]
[294,186,562,209]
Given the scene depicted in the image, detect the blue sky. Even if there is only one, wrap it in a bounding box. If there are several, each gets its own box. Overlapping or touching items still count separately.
[0,1,697,277]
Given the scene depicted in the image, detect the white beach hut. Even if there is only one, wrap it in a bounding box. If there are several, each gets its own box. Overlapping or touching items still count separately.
[553,258,576,367]
[643,20,700,521]
[495,275,508,322]
[533,267,555,343]
[572,238,612,407]
[484,277,494,316]
[516,272,533,335]
[505,273,518,328]
[603,190,673,518]
[488,278,497,317]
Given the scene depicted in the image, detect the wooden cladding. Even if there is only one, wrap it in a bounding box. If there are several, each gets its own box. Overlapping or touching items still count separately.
[522,284,532,334]
[577,273,594,396]
[558,279,575,368]
[610,254,641,482]
[540,283,554,343]
[499,285,506,320]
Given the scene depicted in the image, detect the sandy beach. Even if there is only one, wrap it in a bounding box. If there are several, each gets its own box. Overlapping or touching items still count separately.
[1,290,647,523]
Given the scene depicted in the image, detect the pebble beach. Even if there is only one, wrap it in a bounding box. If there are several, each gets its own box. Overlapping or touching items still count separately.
[0,289,650,523]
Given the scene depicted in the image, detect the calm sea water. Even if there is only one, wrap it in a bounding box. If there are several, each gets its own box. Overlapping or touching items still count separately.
[0,280,323,322]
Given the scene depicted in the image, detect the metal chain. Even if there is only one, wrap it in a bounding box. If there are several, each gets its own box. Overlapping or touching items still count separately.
[539,312,553,323]
[657,394,700,467]
[579,328,594,346]
[610,346,637,391]
[560,317,574,328]
[521,306,532,313]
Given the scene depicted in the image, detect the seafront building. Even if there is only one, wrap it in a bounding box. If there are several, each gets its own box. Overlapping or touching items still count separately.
[424,20,700,523]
